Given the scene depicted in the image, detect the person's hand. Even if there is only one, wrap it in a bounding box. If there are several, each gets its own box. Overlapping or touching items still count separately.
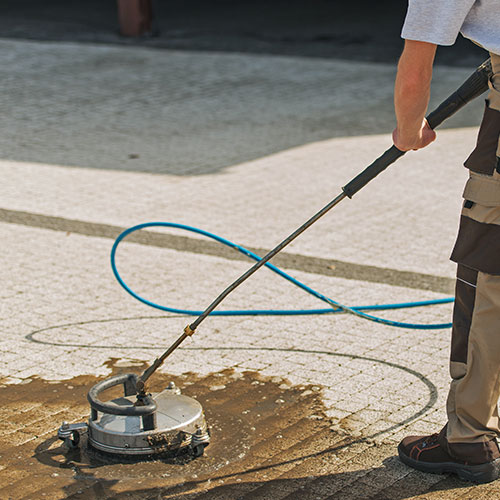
[392,119,436,151]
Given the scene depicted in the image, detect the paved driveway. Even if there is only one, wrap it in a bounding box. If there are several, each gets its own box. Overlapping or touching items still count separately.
[1,39,497,498]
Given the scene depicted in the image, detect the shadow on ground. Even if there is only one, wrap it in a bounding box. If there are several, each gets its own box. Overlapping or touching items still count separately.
[0,0,486,65]
[93,467,471,500]
[0,0,488,175]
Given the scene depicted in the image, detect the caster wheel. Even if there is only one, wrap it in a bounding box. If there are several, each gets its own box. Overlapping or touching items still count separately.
[192,444,205,457]
[64,431,80,449]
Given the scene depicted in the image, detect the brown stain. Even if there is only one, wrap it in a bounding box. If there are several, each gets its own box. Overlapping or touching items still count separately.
[0,360,341,500]
[0,361,494,499]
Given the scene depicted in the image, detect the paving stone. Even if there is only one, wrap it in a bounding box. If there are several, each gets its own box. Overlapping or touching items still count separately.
[0,37,493,498]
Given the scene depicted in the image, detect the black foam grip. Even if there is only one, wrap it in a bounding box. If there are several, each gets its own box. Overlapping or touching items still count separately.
[342,58,492,199]
[427,58,492,130]
[342,145,405,198]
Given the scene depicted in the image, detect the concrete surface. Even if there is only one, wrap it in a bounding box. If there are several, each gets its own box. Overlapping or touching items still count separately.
[0,36,498,499]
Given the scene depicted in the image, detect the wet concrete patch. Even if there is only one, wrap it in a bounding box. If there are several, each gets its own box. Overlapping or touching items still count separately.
[2,362,500,498]
[0,362,341,499]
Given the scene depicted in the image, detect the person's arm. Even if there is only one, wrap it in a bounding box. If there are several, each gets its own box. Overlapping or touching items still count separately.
[392,39,438,151]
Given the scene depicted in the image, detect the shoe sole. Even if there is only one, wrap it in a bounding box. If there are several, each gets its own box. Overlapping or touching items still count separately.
[398,443,500,484]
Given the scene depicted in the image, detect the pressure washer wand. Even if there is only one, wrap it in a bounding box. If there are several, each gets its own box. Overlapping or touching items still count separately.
[136,58,492,394]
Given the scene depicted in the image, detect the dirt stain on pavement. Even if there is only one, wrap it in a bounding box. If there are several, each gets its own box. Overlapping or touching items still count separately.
[2,360,497,499]
[0,360,347,499]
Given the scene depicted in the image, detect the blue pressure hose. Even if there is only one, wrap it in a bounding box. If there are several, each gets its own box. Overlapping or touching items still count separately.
[111,222,454,330]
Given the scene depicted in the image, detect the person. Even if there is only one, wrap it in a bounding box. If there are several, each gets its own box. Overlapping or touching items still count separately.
[393,0,500,484]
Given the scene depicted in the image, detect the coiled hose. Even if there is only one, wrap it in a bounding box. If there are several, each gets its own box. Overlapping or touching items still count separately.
[111,222,453,330]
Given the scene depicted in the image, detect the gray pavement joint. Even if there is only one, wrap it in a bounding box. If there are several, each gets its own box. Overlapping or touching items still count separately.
[0,207,454,293]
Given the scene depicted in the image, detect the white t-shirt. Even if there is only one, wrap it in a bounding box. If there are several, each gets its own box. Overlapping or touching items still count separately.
[401,0,500,55]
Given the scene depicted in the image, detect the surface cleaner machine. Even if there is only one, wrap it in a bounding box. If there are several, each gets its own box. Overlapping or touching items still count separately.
[58,59,493,459]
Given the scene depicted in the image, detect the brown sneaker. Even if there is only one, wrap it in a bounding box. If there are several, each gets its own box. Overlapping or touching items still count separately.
[398,433,500,483]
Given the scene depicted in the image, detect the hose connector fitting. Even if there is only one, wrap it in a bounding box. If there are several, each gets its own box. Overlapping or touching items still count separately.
[184,324,196,336]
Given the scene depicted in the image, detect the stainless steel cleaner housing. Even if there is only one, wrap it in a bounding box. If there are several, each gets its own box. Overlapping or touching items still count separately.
[58,374,210,457]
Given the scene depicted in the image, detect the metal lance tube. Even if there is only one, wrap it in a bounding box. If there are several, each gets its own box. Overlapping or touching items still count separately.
[136,58,492,394]
[137,192,346,392]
